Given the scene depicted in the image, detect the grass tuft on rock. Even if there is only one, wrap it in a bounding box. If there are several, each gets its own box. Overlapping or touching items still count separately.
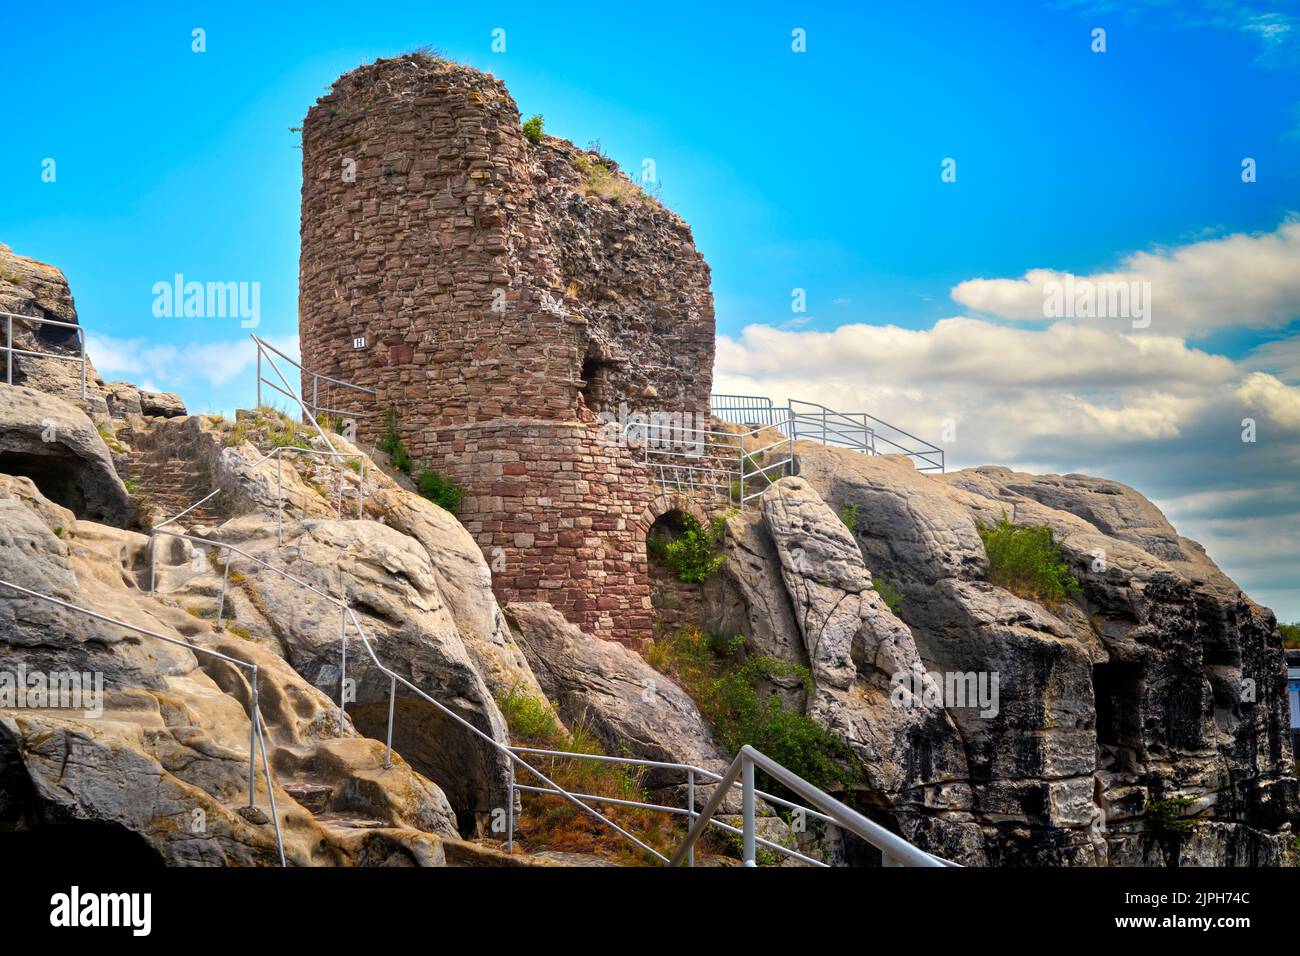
[976,512,1081,610]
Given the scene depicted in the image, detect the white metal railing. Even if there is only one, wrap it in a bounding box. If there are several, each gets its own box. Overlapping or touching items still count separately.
[151,443,367,542]
[671,745,956,867]
[509,743,955,867]
[2,310,87,400]
[625,417,796,510]
[711,394,946,473]
[508,747,834,866]
[0,578,286,865]
[254,336,377,424]
[147,524,673,861]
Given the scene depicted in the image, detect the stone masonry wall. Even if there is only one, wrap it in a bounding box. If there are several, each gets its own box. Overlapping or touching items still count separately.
[298,54,715,643]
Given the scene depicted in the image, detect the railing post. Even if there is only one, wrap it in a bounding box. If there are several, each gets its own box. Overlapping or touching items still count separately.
[248,668,259,809]
[742,755,757,867]
[687,768,695,868]
[384,674,396,768]
[276,453,283,547]
[506,760,515,854]
[357,457,365,519]
[256,345,262,410]
[6,313,12,386]
[216,547,230,628]
[338,601,348,735]
[79,331,86,401]
[737,445,745,509]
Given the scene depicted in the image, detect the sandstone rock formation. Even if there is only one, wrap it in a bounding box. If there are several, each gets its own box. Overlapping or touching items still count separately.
[0,242,184,422]
[0,385,131,524]
[0,472,464,865]
[698,444,1298,866]
[505,601,729,787]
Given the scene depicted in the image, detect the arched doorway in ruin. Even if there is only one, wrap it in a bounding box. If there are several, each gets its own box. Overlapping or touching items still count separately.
[640,494,712,636]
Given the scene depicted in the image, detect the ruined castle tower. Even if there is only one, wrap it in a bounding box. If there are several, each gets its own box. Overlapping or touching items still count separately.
[298,55,715,643]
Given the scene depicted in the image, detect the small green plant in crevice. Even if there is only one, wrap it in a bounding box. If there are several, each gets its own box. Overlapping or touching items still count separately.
[976,512,1081,610]
[122,478,142,494]
[571,145,649,204]
[377,406,411,473]
[415,468,464,515]
[496,684,563,745]
[522,114,545,143]
[1280,622,1300,648]
[644,626,857,795]
[647,511,733,584]
[1144,796,1197,836]
[839,504,858,532]
[52,526,64,538]
[872,575,905,614]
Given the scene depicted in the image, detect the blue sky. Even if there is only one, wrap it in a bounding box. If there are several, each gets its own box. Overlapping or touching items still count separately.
[3,0,1299,617]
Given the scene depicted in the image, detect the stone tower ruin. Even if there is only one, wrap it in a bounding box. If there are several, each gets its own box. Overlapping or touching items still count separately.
[298,55,716,643]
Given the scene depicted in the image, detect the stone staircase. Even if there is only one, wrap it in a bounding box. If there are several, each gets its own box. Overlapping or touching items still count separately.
[121,446,227,528]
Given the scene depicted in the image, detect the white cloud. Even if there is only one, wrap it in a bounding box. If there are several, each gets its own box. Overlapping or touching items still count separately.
[86,333,300,389]
[950,218,1300,336]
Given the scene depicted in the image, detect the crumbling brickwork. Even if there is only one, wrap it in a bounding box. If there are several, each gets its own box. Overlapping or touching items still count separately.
[298,54,715,643]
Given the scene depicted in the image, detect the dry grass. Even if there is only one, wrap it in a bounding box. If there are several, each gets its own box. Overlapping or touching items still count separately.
[496,685,686,865]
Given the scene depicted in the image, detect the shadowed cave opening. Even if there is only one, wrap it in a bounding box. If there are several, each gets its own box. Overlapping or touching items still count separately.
[0,449,93,518]
[1093,660,1145,774]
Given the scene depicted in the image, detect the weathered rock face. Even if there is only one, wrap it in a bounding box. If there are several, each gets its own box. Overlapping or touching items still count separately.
[0,385,131,524]
[505,601,729,787]
[206,515,514,834]
[0,243,184,422]
[766,444,1300,866]
[0,473,463,866]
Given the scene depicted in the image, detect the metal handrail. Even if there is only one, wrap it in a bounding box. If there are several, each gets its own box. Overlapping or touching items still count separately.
[254,335,377,422]
[669,745,956,867]
[2,310,87,400]
[0,578,286,866]
[628,418,796,510]
[508,745,839,866]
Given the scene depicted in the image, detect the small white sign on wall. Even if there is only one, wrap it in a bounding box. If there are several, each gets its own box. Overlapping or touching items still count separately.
[353,336,366,349]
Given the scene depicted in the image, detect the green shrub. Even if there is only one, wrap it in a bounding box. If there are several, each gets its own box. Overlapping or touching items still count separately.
[648,512,731,583]
[839,504,858,532]
[522,114,545,143]
[1145,796,1197,835]
[496,685,562,746]
[645,626,857,793]
[571,147,646,203]
[377,406,411,473]
[873,575,905,613]
[415,468,464,515]
[1280,623,1300,648]
[976,512,1081,609]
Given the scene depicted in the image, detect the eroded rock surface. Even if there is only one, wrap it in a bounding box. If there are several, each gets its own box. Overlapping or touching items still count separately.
[764,444,1300,866]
